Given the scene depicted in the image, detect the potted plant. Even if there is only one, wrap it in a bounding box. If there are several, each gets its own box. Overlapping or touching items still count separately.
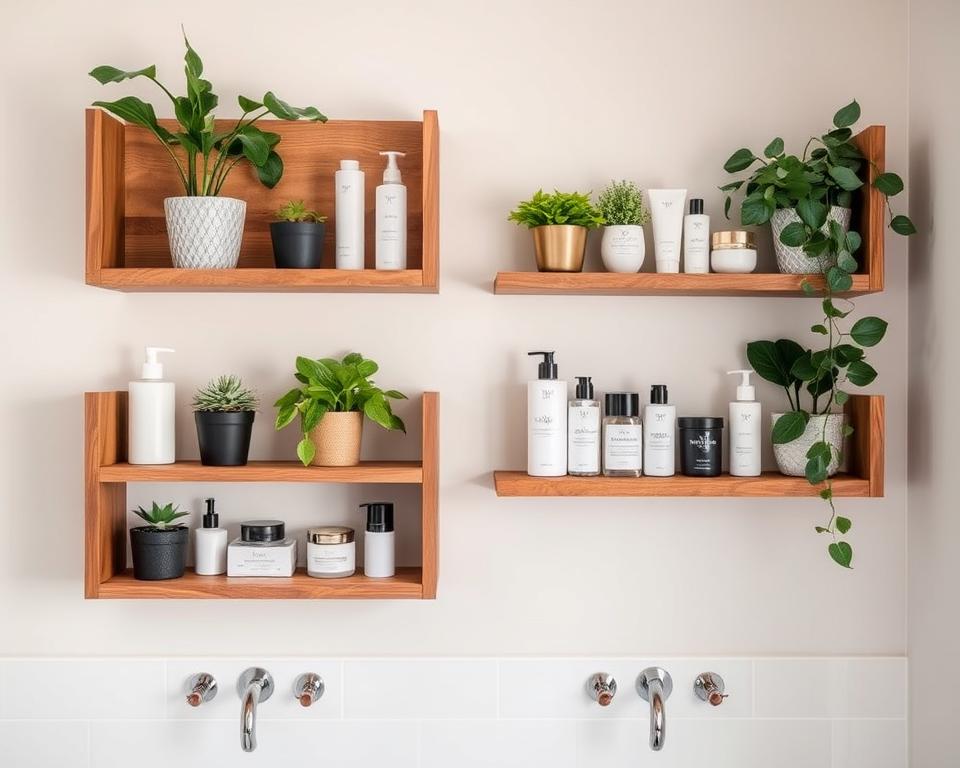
[270,200,328,268]
[130,502,190,580]
[508,189,604,272]
[90,31,326,270]
[274,353,407,467]
[596,180,650,273]
[192,375,259,466]
[721,100,914,273]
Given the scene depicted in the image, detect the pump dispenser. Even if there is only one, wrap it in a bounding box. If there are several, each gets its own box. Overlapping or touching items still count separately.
[568,376,601,476]
[129,346,175,465]
[195,498,228,575]
[375,150,408,270]
[527,351,567,477]
[727,370,761,476]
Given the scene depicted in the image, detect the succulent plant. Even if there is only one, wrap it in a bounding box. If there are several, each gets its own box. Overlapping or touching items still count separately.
[132,502,189,530]
[276,200,327,223]
[192,375,259,412]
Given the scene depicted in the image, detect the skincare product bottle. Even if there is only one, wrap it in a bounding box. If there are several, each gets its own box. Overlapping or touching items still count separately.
[727,370,762,477]
[683,198,710,273]
[227,520,297,577]
[568,376,601,476]
[711,231,757,273]
[643,385,676,477]
[306,526,356,578]
[375,151,407,270]
[194,498,228,576]
[335,159,365,269]
[678,417,724,477]
[527,351,567,477]
[603,392,642,477]
[648,188,687,273]
[362,502,395,578]
[128,346,176,465]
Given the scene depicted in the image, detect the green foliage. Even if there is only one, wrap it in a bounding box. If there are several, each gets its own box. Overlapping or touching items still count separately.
[508,189,604,229]
[90,30,326,196]
[276,200,326,223]
[596,180,650,226]
[192,375,259,412]
[274,353,407,467]
[132,502,189,530]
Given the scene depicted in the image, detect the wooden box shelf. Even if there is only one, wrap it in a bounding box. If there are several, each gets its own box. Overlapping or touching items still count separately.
[85,108,439,292]
[84,391,439,599]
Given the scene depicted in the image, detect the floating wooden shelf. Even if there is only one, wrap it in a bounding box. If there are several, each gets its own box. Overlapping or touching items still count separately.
[85,108,439,293]
[84,391,439,600]
[495,395,883,498]
[494,126,885,297]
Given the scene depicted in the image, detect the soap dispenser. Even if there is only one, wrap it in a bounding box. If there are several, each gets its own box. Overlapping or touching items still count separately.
[527,351,567,477]
[375,151,407,270]
[195,498,228,576]
[568,376,600,476]
[128,346,175,465]
[727,370,761,477]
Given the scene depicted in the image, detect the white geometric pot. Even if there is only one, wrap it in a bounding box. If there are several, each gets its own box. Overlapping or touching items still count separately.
[769,205,851,274]
[164,196,246,269]
[771,412,846,477]
[600,225,646,273]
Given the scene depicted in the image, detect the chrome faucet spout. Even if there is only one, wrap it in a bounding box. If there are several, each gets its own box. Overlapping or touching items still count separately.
[636,667,673,752]
[237,668,274,753]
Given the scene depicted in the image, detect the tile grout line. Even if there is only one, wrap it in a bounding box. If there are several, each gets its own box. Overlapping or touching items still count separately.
[339,659,346,719]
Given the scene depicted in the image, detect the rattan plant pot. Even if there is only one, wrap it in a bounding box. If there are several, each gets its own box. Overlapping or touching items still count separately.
[309,411,363,466]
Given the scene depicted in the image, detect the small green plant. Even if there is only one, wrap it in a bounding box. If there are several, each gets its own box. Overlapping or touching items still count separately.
[276,200,326,223]
[508,189,605,229]
[274,353,407,466]
[192,375,259,412]
[132,502,189,530]
[596,180,650,226]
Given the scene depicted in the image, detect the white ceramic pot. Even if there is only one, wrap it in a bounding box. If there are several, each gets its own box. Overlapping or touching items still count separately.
[769,205,851,274]
[771,412,846,477]
[164,196,246,269]
[600,225,646,273]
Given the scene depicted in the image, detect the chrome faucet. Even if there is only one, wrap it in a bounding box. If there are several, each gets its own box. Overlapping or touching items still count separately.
[587,673,617,706]
[185,673,218,707]
[237,667,274,753]
[694,672,728,706]
[636,667,672,751]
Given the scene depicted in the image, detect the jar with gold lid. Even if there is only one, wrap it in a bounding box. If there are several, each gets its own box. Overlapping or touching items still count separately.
[306,526,356,578]
[711,230,757,273]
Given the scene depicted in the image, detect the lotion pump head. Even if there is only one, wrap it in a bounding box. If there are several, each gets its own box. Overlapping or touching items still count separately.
[202,498,218,529]
[141,346,174,379]
[575,376,594,399]
[528,351,558,380]
[379,151,406,183]
[727,369,756,401]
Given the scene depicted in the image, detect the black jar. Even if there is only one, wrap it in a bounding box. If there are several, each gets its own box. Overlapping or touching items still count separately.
[678,417,724,477]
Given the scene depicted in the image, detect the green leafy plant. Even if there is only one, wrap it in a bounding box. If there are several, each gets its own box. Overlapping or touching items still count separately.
[276,200,326,223]
[132,502,189,530]
[90,30,326,196]
[508,189,605,229]
[192,375,259,412]
[596,180,650,226]
[274,353,407,466]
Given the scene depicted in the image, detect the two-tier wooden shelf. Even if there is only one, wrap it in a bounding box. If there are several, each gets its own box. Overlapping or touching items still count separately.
[84,392,439,599]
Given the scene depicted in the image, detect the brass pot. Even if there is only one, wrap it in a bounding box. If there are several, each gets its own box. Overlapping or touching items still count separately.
[308,411,363,466]
[532,225,588,272]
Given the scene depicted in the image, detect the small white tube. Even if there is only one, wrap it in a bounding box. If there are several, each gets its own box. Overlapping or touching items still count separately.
[649,189,687,273]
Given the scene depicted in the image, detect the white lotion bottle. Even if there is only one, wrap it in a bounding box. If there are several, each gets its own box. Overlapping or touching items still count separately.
[335,159,365,269]
[128,346,175,465]
[362,502,395,578]
[527,351,567,477]
[727,370,762,476]
[568,376,601,476]
[375,151,407,270]
[683,198,710,273]
[195,498,228,576]
[648,188,687,273]
[643,384,676,476]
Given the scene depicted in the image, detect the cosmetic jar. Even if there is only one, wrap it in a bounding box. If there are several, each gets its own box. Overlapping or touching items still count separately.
[678,417,724,477]
[227,520,297,577]
[306,526,356,578]
[710,231,757,273]
[603,392,643,477]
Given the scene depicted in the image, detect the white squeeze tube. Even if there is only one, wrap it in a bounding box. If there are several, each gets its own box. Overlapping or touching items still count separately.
[649,188,687,273]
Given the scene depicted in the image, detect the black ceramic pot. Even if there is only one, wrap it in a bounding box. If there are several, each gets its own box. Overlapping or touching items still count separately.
[129,526,188,580]
[195,411,255,466]
[270,221,326,268]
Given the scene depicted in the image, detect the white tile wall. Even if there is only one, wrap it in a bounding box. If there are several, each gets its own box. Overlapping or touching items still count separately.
[0,657,906,768]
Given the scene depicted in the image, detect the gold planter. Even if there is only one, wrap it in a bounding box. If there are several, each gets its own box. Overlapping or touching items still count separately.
[532,225,588,272]
[308,411,363,466]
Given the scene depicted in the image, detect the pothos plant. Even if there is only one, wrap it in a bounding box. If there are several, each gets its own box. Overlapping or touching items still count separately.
[90,30,326,196]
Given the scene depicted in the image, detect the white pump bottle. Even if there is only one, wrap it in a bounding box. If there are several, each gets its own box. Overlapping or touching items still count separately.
[727,369,761,477]
[375,151,407,270]
[129,347,176,465]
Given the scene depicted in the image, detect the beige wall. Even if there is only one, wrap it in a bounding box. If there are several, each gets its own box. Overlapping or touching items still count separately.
[0,0,909,656]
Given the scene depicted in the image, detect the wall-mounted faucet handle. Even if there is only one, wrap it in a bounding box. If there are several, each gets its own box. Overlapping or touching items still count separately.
[587,673,617,706]
[694,672,727,706]
[185,673,218,707]
[637,667,673,752]
[294,673,324,707]
[238,667,274,753]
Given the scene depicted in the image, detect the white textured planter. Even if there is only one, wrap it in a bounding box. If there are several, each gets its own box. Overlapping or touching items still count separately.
[770,205,851,274]
[771,412,846,477]
[164,196,246,269]
[600,225,646,273]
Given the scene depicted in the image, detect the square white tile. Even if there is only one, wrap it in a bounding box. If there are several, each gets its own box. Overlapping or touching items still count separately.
[421,720,576,768]
[0,721,90,768]
[832,719,907,768]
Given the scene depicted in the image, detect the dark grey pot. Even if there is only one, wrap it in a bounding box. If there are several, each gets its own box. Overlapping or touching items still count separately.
[270,221,326,268]
[130,526,188,580]
[196,410,255,466]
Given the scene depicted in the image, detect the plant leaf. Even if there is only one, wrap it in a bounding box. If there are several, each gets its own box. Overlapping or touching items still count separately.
[827,266,853,293]
[891,215,917,235]
[746,340,791,386]
[811,324,828,335]
[256,152,283,188]
[836,516,852,534]
[837,251,859,273]
[93,97,175,143]
[874,172,904,196]
[296,437,316,466]
[835,390,850,406]
[850,316,888,346]
[796,198,827,229]
[235,128,271,166]
[275,403,297,430]
[301,400,327,432]
[89,64,157,84]
[833,100,861,129]
[764,137,784,158]
[238,94,263,112]
[772,411,809,444]
[846,360,878,386]
[828,165,863,192]
[724,148,756,173]
[779,221,808,247]
[828,541,854,568]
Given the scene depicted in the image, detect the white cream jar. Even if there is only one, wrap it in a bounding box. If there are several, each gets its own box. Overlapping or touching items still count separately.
[711,230,757,273]
[306,526,356,578]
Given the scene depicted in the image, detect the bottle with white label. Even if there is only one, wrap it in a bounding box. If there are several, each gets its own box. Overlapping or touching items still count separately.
[603,392,642,477]
[335,159,365,269]
[128,346,175,465]
[375,151,407,270]
[527,351,567,477]
[727,370,762,476]
[643,384,676,476]
[683,198,710,273]
[195,498,228,576]
[568,376,600,476]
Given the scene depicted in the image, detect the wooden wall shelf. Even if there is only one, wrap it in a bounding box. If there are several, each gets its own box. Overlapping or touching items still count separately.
[85,108,439,293]
[84,391,439,600]
[495,395,883,498]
